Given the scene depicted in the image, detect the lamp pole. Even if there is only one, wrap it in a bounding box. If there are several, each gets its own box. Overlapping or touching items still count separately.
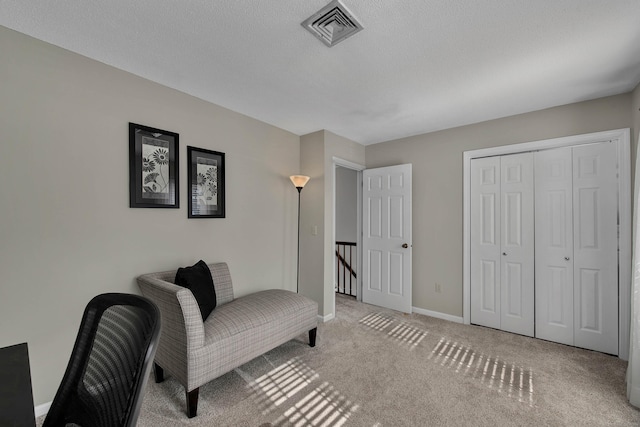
[295,186,302,293]
[290,175,310,293]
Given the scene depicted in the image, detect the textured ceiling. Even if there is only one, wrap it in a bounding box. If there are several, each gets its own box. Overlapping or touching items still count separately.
[2,0,640,145]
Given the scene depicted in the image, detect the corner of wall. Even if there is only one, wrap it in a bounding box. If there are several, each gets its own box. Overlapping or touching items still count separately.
[298,129,365,319]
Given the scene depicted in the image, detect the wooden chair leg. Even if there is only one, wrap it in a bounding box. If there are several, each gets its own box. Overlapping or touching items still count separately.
[153,363,164,383]
[309,327,317,347]
[186,388,199,418]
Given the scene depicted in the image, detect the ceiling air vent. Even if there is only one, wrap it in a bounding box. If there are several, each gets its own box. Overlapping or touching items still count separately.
[301,0,363,47]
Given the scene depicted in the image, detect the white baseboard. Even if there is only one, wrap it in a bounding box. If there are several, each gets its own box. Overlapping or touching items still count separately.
[35,401,51,418]
[318,313,335,323]
[412,307,463,324]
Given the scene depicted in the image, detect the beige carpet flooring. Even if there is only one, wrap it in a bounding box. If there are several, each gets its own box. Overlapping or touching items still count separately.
[39,294,640,426]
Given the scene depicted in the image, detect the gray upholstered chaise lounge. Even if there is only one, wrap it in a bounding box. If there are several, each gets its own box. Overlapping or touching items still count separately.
[137,262,318,418]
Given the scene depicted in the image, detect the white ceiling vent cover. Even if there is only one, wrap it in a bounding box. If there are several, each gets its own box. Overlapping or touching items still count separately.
[301,0,363,47]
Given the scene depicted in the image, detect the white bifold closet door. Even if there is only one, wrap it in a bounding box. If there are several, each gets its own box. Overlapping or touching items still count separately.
[535,142,618,354]
[470,152,535,337]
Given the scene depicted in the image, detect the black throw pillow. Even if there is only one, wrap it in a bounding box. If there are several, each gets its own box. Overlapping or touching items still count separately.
[175,260,217,321]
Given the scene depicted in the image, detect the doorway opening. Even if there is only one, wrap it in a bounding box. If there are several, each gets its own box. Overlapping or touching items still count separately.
[331,159,413,317]
[332,158,364,318]
[335,166,358,298]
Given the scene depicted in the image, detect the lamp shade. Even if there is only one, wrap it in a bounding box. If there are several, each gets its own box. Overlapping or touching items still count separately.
[290,175,310,189]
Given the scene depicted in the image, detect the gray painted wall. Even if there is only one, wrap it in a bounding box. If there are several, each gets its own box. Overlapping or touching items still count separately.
[366,94,633,317]
[0,27,300,406]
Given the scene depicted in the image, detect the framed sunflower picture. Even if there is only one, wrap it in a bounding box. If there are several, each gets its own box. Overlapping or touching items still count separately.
[187,146,225,218]
[129,122,179,208]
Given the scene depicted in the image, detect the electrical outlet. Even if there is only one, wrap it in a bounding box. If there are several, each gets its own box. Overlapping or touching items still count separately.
[435,283,441,293]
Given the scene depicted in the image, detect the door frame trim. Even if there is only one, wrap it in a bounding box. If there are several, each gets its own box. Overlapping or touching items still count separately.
[462,128,631,360]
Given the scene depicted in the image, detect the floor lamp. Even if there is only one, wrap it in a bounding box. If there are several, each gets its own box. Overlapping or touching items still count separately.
[290,175,310,293]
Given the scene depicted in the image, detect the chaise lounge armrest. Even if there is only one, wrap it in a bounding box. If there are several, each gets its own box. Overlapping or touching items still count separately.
[136,263,235,386]
[136,272,204,386]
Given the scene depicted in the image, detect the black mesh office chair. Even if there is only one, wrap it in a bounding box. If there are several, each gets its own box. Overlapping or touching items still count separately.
[43,293,160,427]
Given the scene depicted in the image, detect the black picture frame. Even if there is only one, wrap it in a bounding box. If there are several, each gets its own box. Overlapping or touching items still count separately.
[129,123,179,208]
[187,146,225,218]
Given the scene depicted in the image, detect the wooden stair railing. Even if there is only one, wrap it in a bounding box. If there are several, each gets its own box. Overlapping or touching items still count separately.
[336,241,357,297]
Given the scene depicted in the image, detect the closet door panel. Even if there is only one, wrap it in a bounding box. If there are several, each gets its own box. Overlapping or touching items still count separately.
[535,147,574,345]
[573,142,618,355]
[470,157,501,329]
[500,153,534,337]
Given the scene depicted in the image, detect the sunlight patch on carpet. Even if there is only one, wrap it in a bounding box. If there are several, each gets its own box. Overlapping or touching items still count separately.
[387,322,428,348]
[247,358,319,414]
[359,312,394,331]
[246,358,361,425]
[272,382,359,427]
[429,338,534,406]
[359,312,428,349]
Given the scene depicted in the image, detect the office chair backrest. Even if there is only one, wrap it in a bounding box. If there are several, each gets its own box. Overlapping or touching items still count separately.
[43,293,160,427]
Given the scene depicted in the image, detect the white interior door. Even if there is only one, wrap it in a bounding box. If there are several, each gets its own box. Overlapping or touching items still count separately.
[362,164,412,313]
[470,157,501,329]
[572,142,618,354]
[535,147,574,345]
[500,153,534,337]
[535,142,619,354]
[470,154,534,336]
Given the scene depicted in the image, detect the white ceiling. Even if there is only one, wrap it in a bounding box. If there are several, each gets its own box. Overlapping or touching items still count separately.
[2,1,640,145]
